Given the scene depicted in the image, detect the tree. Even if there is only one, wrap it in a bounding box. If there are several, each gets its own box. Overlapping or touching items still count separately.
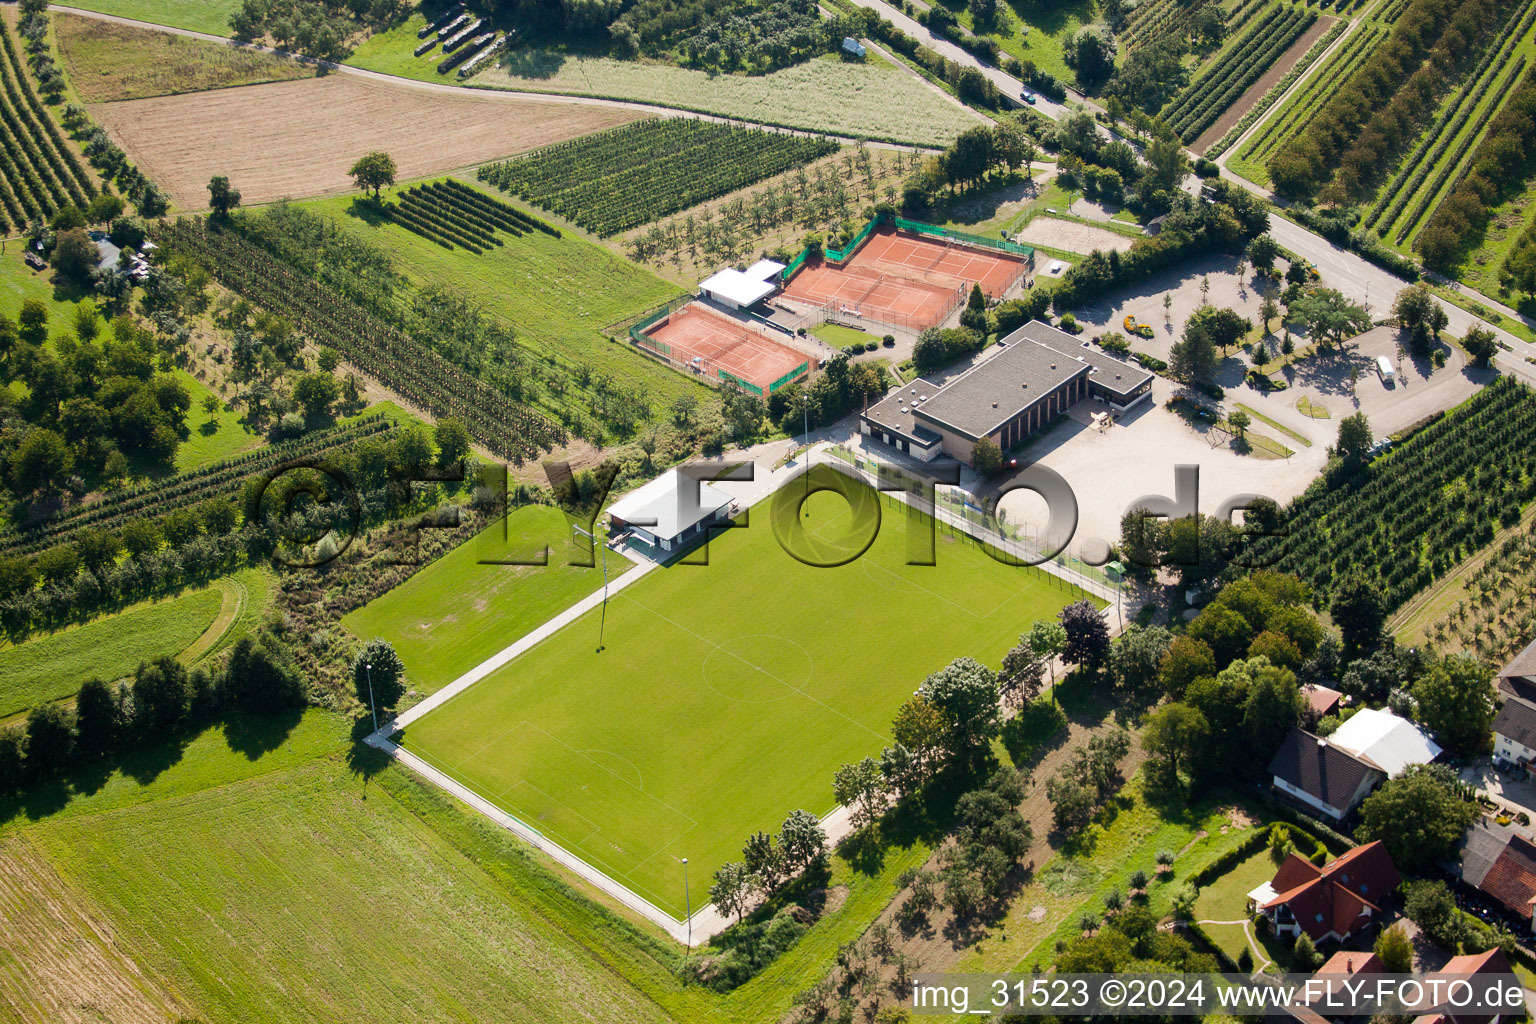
[292,371,339,421]
[779,809,826,872]
[1109,624,1172,693]
[710,861,754,923]
[51,228,98,283]
[1290,288,1371,347]
[1248,234,1281,271]
[1059,599,1109,669]
[207,175,242,217]
[1000,639,1046,706]
[349,151,397,200]
[1047,772,1096,834]
[1028,620,1069,696]
[1159,636,1216,698]
[1170,318,1218,383]
[833,756,887,831]
[224,634,305,712]
[1391,283,1440,332]
[435,418,471,470]
[971,436,1003,475]
[1331,572,1385,656]
[131,656,191,736]
[17,298,47,345]
[74,678,122,759]
[10,428,72,496]
[1413,653,1495,756]
[1463,326,1497,368]
[742,831,784,895]
[1260,296,1279,335]
[86,191,124,225]
[920,657,1000,764]
[1141,703,1209,785]
[1228,408,1251,441]
[1067,25,1116,90]
[1357,765,1478,872]
[1375,923,1414,973]
[1335,411,1373,464]
[353,637,407,717]
[1405,879,1463,949]
[1293,932,1323,970]
[1142,135,1189,198]
[24,703,75,779]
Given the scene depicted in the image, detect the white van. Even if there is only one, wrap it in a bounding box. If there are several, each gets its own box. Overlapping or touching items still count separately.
[1375,355,1395,383]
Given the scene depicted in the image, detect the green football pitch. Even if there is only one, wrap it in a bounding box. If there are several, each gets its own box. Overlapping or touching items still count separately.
[399,478,1096,918]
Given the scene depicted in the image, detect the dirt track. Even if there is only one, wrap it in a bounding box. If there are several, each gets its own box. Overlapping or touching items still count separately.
[1192,16,1337,154]
[90,74,644,207]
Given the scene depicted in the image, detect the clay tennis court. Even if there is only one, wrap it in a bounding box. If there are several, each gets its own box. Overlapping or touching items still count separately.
[856,229,1030,295]
[640,303,808,393]
[780,228,1028,330]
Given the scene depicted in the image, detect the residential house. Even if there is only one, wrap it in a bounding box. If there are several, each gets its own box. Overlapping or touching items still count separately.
[1493,639,1536,766]
[1454,818,1536,933]
[1268,728,1385,823]
[1251,841,1400,944]
[1412,948,1516,1024]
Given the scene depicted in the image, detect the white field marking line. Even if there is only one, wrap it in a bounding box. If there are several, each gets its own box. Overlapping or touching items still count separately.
[386,559,658,734]
[617,590,890,747]
[374,737,701,941]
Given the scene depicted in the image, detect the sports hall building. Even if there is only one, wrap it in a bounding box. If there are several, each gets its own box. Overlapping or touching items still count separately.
[860,320,1154,465]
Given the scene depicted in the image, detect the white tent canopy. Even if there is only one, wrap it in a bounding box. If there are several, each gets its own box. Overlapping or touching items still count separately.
[1328,708,1442,777]
[699,260,785,309]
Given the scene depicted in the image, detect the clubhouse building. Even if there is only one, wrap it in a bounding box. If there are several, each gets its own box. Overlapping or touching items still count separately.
[859,320,1154,465]
[606,468,736,558]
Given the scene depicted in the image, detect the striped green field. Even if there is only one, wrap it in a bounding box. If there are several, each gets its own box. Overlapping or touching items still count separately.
[401,474,1098,917]
[341,504,633,693]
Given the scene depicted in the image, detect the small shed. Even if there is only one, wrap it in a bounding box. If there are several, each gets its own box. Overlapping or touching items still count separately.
[841,36,866,59]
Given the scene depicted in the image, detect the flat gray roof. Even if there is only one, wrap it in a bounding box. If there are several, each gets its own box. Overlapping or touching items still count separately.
[1004,320,1154,399]
[864,376,945,443]
[913,330,1088,440]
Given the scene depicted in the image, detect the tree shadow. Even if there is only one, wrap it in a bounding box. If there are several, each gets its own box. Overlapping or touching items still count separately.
[499,46,571,79]
[343,196,391,226]
[224,705,304,760]
[1000,699,1068,768]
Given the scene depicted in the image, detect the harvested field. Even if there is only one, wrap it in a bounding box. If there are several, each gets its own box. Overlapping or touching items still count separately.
[56,14,313,102]
[90,75,644,207]
[0,836,188,1024]
[1191,16,1337,153]
[1015,216,1136,255]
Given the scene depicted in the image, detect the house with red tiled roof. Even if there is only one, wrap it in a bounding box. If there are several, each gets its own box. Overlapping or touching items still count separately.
[1455,819,1536,934]
[1411,948,1516,1024]
[1284,952,1385,1024]
[1252,841,1400,943]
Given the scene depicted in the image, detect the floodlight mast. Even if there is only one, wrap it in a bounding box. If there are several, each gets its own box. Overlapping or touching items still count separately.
[573,522,609,651]
[364,662,377,732]
[682,856,692,953]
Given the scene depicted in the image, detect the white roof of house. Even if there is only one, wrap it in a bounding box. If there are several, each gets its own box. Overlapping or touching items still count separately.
[606,468,733,541]
[1327,708,1442,776]
[699,268,778,307]
[744,258,786,280]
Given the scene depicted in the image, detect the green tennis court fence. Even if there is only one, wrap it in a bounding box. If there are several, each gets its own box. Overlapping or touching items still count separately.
[768,361,809,393]
[781,215,882,283]
[627,295,691,346]
[718,369,765,396]
[893,217,1036,260]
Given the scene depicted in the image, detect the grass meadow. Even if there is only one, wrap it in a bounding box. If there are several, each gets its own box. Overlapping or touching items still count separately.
[298,185,698,423]
[400,477,1096,917]
[48,0,243,36]
[342,505,633,693]
[0,584,225,719]
[55,13,313,102]
[467,51,985,147]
